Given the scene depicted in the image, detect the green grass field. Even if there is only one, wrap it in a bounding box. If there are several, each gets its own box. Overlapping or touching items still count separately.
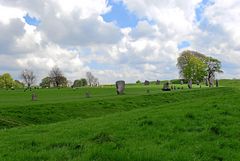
[0,80,240,161]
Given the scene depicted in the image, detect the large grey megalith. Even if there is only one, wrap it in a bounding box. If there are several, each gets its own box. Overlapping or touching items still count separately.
[116,80,125,95]
[188,80,192,89]
[162,81,171,91]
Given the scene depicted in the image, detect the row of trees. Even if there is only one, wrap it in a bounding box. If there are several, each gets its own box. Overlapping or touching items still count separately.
[1,51,223,89]
[40,67,99,88]
[177,50,223,85]
[0,67,99,89]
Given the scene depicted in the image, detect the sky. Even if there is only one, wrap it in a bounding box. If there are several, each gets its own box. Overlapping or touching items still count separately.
[0,0,240,84]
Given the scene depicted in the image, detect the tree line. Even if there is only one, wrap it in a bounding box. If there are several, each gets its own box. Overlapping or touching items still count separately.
[0,66,99,89]
[0,73,24,89]
[0,50,223,89]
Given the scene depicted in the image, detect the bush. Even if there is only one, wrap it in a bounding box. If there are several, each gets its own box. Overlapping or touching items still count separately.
[136,80,141,84]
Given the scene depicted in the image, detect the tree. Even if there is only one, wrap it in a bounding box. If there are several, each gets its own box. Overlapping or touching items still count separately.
[206,57,223,84]
[20,69,36,88]
[136,80,141,84]
[60,76,68,87]
[49,66,67,87]
[86,72,94,86]
[40,77,51,88]
[80,78,88,86]
[14,80,24,88]
[86,72,98,86]
[73,80,82,87]
[93,77,99,86]
[0,76,3,88]
[177,50,207,82]
[0,73,14,89]
[73,78,88,87]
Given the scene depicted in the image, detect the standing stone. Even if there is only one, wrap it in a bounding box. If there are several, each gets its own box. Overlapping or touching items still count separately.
[146,89,150,94]
[180,80,184,85]
[162,81,171,91]
[188,80,192,89]
[116,80,125,95]
[85,92,91,98]
[216,79,219,87]
[32,93,37,101]
[144,80,150,85]
[156,80,160,85]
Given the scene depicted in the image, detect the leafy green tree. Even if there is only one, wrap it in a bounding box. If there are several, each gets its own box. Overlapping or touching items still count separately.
[0,73,14,89]
[136,80,141,84]
[60,76,68,87]
[0,76,3,88]
[80,78,87,86]
[73,80,82,87]
[73,78,88,87]
[14,80,24,88]
[177,50,207,82]
[40,77,51,88]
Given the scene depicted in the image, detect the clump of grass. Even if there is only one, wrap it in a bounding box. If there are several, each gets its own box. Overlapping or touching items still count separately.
[73,144,84,150]
[209,125,221,135]
[91,132,114,144]
[31,140,38,147]
[185,112,195,119]
[138,115,147,119]
[48,142,72,149]
[139,119,153,126]
[47,142,85,151]
[220,111,231,116]
[212,155,224,161]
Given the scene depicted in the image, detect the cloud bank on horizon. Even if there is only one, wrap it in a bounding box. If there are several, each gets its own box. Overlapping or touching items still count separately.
[0,0,239,84]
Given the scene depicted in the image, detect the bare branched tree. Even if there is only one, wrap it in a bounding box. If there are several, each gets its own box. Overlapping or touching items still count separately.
[49,66,66,87]
[93,77,99,86]
[86,72,98,86]
[20,69,36,88]
[86,72,93,86]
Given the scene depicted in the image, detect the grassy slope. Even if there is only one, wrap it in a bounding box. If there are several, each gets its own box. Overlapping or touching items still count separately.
[0,80,240,160]
[0,84,202,129]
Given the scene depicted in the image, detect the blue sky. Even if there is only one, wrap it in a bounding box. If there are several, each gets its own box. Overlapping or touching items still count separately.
[195,0,214,22]
[101,0,212,50]
[178,41,191,50]
[23,13,40,26]
[23,0,211,29]
[23,0,210,51]
[102,0,139,28]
